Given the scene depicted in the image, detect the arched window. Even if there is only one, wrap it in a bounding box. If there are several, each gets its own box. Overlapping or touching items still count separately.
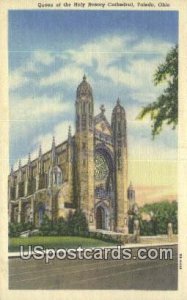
[44,173,48,187]
[89,103,93,114]
[48,166,63,187]
[83,102,86,114]
[38,203,45,226]
[118,121,121,134]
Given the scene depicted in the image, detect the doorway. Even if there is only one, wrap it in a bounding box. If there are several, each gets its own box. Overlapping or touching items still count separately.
[96,206,105,229]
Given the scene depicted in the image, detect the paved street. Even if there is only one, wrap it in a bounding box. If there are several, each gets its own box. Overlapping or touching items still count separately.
[9,245,178,290]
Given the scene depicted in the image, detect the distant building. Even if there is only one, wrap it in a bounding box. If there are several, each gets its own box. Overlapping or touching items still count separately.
[8,75,134,233]
[127,182,138,214]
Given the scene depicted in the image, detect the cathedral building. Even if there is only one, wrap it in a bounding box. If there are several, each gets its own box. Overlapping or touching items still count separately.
[8,75,134,234]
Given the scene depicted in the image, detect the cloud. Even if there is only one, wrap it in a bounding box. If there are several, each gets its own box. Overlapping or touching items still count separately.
[132,39,172,54]
[10,95,71,121]
[10,32,177,180]
[128,131,177,161]
[9,68,29,90]
[40,64,85,87]
[33,50,54,65]
[57,34,172,100]
[34,120,75,151]
[9,33,174,96]
[67,35,129,66]
[9,94,73,148]
[66,35,172,68]
[13,120,75,170]
[94,55,165,95]
[9,50,55,90]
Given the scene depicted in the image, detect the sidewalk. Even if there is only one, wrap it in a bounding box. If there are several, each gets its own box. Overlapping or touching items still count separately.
[8,240,178,258]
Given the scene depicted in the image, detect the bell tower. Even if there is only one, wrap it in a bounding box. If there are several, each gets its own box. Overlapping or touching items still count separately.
[75,75,95,229]
[111,98,128,233]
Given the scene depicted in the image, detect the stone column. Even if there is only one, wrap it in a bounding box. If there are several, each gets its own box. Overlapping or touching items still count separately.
[168,222,173,241]
[30,198,34,224]
[133,219,140,243]
[123,217,129,235]
[24,181,28,196]
[110,210,115,232]
[36,175,39,191]
[16,184,19,199]
[8,202,12,223]
[18,200,22,223]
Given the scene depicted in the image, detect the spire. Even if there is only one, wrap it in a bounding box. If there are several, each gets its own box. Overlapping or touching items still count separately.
[68,125,72,146]
[39,144,42,158]
[10,165,14,175]
[111,97,127,148]
[100,104,105,115]
[18,159,21,169]
[38,144,43,173]
[51,136,56,164]
[117,97,120,105]
[68,125,72,144]
[28,153,31,164]
[52,136,55,149]
[83,74,87,81]
[68,125,72,138]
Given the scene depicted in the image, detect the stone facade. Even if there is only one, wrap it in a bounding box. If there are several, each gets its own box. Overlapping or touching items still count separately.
[8,75,133,233]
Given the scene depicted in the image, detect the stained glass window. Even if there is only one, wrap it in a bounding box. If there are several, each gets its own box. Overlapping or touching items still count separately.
[94,153,109,181]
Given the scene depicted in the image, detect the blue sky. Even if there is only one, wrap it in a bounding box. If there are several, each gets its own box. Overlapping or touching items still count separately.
[9,10,178,201]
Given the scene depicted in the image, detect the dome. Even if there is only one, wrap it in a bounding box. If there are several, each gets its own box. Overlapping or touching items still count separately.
[76,75,93,99]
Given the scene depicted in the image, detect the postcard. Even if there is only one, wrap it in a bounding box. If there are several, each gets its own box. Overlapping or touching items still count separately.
[0,0,187,299]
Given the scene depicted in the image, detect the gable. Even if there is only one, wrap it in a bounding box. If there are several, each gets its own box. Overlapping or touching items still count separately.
[94,114,111,135]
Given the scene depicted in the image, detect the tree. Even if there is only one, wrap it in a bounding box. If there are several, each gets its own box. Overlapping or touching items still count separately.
[38,210,89,237]
[137,45,178,138]
[39,215,53,236]
[139,201,178,235]
[67,210,89,237]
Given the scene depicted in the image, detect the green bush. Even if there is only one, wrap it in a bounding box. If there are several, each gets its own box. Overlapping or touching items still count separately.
[8,222,34,237]
[69,210,89,237]
[140,220,155,236]
[56,217,69,236]
[39,210,89,237]
[39,215,53,236]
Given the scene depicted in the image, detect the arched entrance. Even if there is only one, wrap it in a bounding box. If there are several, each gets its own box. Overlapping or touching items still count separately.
[96,206,105,229]
[94,145,115,231]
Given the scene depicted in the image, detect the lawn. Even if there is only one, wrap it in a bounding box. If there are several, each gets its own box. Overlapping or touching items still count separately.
[9,236,116,252]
